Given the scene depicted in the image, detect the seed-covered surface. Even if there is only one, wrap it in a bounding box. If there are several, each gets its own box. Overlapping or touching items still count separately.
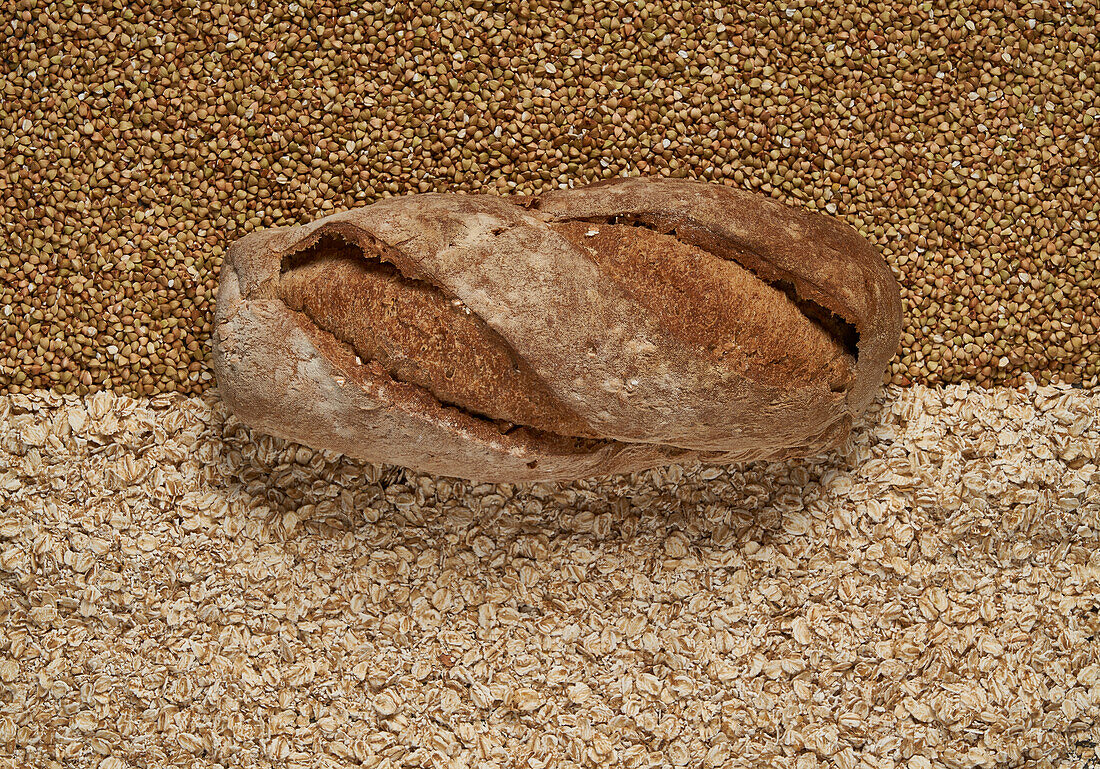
[0,382,1097,767]
[2,0,1099,397]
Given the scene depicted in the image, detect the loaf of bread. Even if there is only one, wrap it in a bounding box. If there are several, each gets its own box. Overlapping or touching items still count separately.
[212,177,902,482]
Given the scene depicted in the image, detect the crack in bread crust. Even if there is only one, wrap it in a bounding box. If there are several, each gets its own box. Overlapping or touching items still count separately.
[559,213,861,365]
[275,231,601,439]
[548,217,855,394]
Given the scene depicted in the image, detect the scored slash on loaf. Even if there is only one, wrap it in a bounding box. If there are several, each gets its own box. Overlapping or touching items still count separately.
[212,177,903,482]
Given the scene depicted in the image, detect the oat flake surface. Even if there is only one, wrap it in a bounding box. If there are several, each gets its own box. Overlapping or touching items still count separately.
[0,381,1097,768]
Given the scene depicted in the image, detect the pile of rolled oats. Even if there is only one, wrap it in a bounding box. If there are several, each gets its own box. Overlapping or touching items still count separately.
[1,381,1097,768]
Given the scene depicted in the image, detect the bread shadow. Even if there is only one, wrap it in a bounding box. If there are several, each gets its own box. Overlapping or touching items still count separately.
[204,383,874,577]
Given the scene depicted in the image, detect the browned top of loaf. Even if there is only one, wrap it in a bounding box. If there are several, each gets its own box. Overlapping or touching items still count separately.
[216,178,901,478]
[276,236,597,438]
[548,220,853,391]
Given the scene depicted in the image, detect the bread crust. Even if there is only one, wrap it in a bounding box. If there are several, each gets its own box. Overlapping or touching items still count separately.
[213,178,902,482]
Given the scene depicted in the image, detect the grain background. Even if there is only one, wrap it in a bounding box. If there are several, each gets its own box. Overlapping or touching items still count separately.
[1,0,1099,767]
[2,0,1098,394]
